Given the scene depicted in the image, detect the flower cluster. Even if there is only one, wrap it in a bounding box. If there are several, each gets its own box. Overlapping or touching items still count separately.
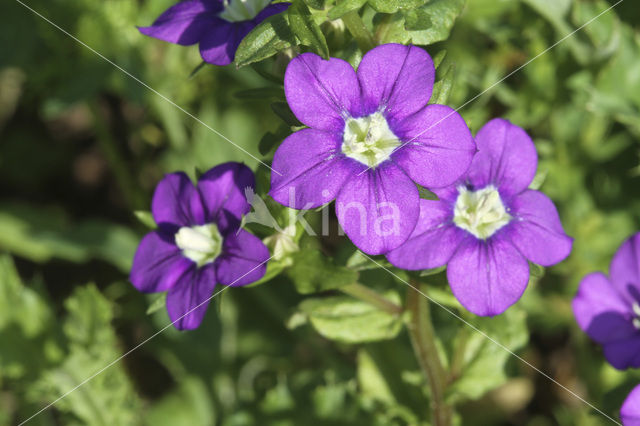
[130,163,269,330]
[139,0,289,65]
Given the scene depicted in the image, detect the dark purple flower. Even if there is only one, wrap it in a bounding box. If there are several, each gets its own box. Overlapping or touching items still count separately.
[386,118,572,316]
[139,0,290,66]
[622,384,640,425]
[572,233,640,369]
[270,44,476,255]
[130,162,269,330]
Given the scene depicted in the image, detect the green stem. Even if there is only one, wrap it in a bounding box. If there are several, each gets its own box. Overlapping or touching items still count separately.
[406,281,452,426]
[341,10,376,52]
[340,283,403,315]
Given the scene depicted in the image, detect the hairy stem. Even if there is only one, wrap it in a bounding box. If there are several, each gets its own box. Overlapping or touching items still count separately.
[406,281,452,426]
[341,10,376,53]
[340,283,403,315]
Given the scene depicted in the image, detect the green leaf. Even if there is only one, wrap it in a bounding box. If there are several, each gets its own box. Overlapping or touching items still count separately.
[286,249,358,294]
[299,291,403,343]
[146,377,215,426]
[234,86,285,100]
[328,0,367,20]
[0,203,139,272]
[146,293,167,315]
[271,101,303,126]
[429,63,455,105]
[288,1,330,58]
[380,0,464,45]
[33,284,140,426]
[345,250,393,271]
[303,0,326,10]
[367,0,426,14]
[447,307,529,403]
[134,210,156,229]
[432,49,447,69]
[235,13,296,68]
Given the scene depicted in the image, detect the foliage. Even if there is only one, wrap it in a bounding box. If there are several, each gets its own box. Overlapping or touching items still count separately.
[0,0,639,424]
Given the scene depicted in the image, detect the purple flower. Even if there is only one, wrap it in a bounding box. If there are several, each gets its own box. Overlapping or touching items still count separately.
[269,44,476,255]
[139,0,289,66]
[386,118,572,316]
[622,384,640,425]
[130,163,269,330]
[572,233,640,369]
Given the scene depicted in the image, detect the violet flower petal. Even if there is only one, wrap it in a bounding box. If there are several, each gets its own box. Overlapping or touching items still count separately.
[336,162,419,255]
[386,199,464,270]
[507,189,572,266]
[284,53,362,132]
[357,44,434,122]
[572,272,635,344]
[270,128,353,209]
[215,229,269,286]
[610,233,640,305]
[447,235,529,316]
[138,0,221,45]
[130,231,194,293]
[198,19,243,65]
[166,264,217,330]
[467,118,537,198]
[391,104,475,188]
[198,162,255,230]
[622,384,640,426]
[152,172,205,227]
[603,337,640,370]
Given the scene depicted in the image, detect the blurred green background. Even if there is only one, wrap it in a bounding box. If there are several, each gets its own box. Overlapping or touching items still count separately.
[1,0,640,424]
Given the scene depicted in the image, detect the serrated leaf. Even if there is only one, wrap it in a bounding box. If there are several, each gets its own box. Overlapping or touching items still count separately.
[288,1,330,58]
[134,210,156,229]
[235,13,296,67]
[328,0,367,20]
[299,291,403,343]
[367,0,426,14]
[381,0,464,45]
[429,63,455,105]
[286,249,358,294]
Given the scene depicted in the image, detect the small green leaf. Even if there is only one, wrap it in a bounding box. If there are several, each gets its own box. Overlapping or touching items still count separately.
[271,101,303,126]
[346,250,393,271]
[288,0,330,58]
[429,63,455,105]
[367,0,426,14]
[303,0,325,11]
[146,293,166,315]
[404,7,433,31]
[299,291,403,343]
[134,210,156,229]
[235,13,296,68]
[286,249,358,294]
[432,49,447,69]
[328,0,367,20]
[188,61,206,79]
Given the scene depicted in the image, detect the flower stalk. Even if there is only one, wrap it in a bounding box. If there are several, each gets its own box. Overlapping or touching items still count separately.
[406,281,452,426]
[341,10,376,52]
[340,282,403,315]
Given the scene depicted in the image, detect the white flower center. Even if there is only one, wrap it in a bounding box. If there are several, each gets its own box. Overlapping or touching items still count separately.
[342,112,401,168]
[219,0,271,22]
[633,302,640,330]
[453,185,511,240]
[175,224,223,267]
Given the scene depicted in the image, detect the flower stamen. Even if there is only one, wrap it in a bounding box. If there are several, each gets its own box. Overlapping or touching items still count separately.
[453,185,511,239]
[175,224,223,267]
[342,112,400,168]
